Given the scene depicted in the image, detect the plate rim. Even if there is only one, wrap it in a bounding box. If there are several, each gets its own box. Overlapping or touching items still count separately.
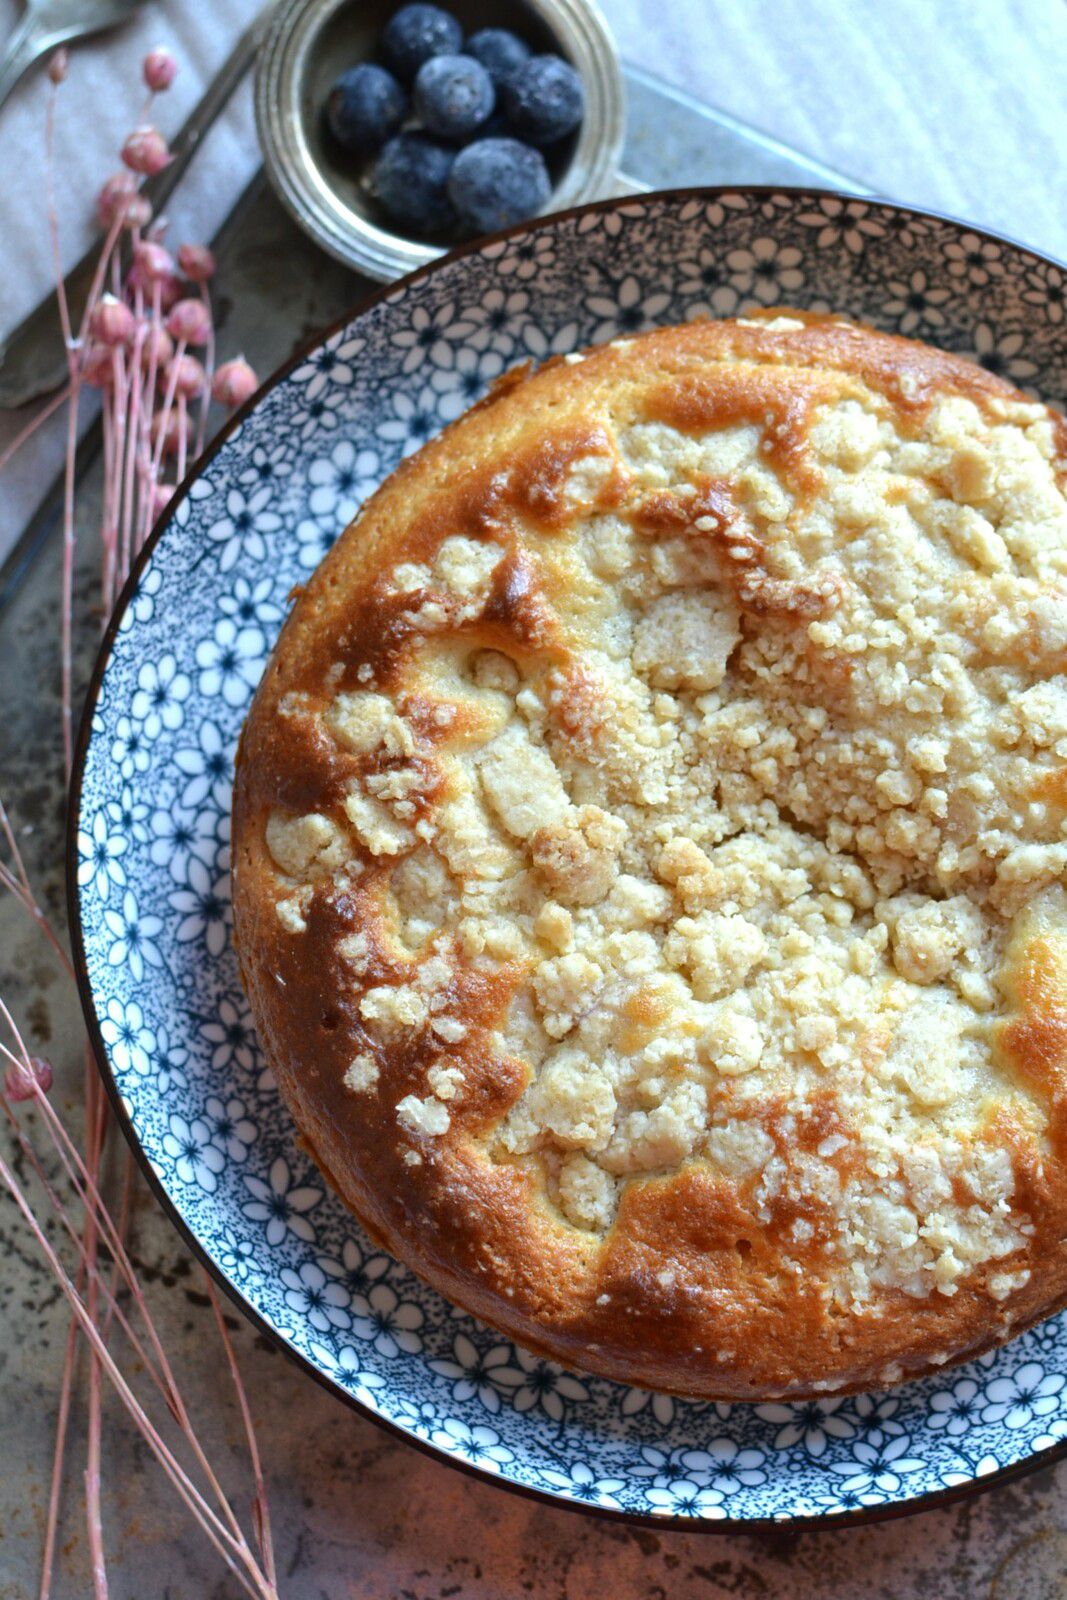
[67,183,1067,1534]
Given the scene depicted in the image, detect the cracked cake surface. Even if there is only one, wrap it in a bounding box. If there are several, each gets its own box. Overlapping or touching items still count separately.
[233,311,1067,1399]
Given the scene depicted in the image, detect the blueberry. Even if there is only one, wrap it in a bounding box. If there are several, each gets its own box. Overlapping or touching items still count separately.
[371,132,457,234]
[381,4,463,82]
[448,138,550,233]
[465,28,531,91]
[326,63,406,154]
[503,54,584,145]
[414,55,495,141]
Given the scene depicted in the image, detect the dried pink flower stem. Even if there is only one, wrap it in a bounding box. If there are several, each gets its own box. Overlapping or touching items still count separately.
[0,803,74,978]
[86,1423,108,1600]
[3,722,114,1600]
[98,1149,135,1343]
[0,1060,124,1600]
[100,395,118,610]
[83,1060,110,1600]
[150,335,187,484]
[45,72,80,776]
[0,905,115,1600]
[0,1049,112,1600]
[0,48,269,1595]
[120,347,143,581]
[0,1081,172,1387]
[0,1014,260,1562]
[0,1048,197,1418]
[120,284,149,570]
[0,382,72,475]
[95,1146,138,1599]
[0,858,70,960]
[107,348,131,599]
[136,279,166,556]
[59,386,79,776]
[0,1052,270,1597]
[39,1301,79,1600]
[77,205,131,360]
[205,1276,277,1589]
[0,1020,82,1600]
[195,282,215,458]
[27,1096,176,1393]
[1,1045,164,1355]
[0,1155,278,1600]
[27,80,118,1568]
[43,84,74,360]
[177,393,189,482]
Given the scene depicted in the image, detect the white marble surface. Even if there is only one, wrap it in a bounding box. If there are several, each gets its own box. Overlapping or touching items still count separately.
[615,0,1067,256]
[1,0,1066,561]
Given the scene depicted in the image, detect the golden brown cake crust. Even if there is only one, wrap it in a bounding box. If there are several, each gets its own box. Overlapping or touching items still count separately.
[233,312,1067,1399]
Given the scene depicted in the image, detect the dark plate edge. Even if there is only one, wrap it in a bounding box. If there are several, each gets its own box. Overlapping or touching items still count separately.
[65,182,1067,1537]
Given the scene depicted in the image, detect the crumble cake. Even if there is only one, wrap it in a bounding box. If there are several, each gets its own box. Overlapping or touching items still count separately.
[232,311,1067,1398]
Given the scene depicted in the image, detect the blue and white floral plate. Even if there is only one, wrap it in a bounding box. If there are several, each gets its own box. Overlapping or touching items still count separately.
[70,190,1067,1529]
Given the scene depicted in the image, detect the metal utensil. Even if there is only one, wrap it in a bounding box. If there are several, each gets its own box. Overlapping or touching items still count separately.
[0,0,148,112]
[0,16,262,411]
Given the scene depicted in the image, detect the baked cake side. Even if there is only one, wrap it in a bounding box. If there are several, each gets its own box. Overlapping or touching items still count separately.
[233,312,1067,1399]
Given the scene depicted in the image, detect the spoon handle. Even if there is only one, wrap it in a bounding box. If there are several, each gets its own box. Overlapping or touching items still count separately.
[0,13,47,113]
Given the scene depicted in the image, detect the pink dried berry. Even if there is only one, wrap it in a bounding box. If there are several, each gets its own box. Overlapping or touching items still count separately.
[143,47,178,92]
[152,408,192,457]
[211,356,258,409]
[131,239,176,282]
[82,344,116,388]
[123,194,153,232]
[166,298,212,346]
[149,481,177,521]
[139,324,174,369]
[121,126,172,177]
[177,243,216,282]
[164,353,207,399]
[88,294,136,348]
[157,273,185,313]
[128,257,183,313]
[96,171,137,230]
[4,1055,54,1102]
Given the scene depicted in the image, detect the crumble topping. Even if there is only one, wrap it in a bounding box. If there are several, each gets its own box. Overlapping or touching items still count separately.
[261,322,1067,1307]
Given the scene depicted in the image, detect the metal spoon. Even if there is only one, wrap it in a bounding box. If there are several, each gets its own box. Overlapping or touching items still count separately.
[0,0,149,113]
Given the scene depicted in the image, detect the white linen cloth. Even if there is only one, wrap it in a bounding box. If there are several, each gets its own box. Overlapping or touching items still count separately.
[1,0,1065,564]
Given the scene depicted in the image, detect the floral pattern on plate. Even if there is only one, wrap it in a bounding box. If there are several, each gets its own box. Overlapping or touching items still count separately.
[73,190,1067,1528]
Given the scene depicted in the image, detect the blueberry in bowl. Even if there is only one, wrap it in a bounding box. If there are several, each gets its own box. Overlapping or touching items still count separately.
[320,1,593,241]
[448,136,550,232]
[371,131,458,232]
[326,62,407,153]
[465,26,530,90]
[255,0,625,279]
[381,3,464,80]
[413,54,496,141]
[503,53,584,144]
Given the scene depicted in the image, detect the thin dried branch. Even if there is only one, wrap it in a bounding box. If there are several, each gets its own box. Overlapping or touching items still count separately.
[205,1275,278,1590]
[0,45,266,1599]
[0,1154,277,1600]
